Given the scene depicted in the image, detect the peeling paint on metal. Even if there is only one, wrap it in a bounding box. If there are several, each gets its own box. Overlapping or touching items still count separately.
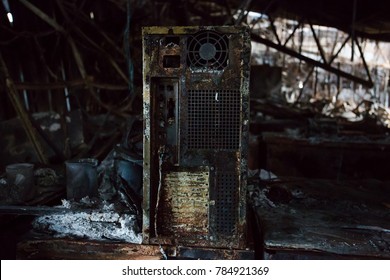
[160,170,209,236]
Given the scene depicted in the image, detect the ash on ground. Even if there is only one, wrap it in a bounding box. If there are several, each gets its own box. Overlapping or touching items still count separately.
[32,198,142,244]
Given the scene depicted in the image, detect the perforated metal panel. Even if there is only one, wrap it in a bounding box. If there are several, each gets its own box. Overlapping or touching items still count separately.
[215,172,238,235]
[188,89,241,150]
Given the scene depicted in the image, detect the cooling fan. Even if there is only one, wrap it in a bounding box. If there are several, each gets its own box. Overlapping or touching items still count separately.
[187,30,229,70]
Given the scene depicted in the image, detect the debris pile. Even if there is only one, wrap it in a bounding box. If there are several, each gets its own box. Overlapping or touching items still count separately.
[33,199,142,244]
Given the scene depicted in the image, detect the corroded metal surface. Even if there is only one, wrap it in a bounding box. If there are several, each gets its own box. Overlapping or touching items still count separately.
[160,170,209,236]
[142,26,250,249]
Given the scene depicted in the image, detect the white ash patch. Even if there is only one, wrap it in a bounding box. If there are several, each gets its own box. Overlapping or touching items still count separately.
[290,188,305,199]
[49,123,61,132]
[259,169,278,180]
[57,199,72,209]
[33,210,141,244]
[102,201,115,211]
[80,196,94,206]
[249,186,276,208]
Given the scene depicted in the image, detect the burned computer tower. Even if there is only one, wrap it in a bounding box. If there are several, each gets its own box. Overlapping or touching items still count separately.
[142,26,250,249]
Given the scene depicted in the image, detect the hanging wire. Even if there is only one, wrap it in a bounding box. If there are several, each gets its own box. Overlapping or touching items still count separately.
[155,146,168,260]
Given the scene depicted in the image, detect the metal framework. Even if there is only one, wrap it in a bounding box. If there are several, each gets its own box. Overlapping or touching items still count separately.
[249,15,374,89]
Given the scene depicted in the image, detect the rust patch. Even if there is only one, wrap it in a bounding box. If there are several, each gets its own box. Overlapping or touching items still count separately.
[159,170,209,237]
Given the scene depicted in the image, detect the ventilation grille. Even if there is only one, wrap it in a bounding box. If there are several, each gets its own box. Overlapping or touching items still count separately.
[215,172,238,235]
[187,31,228,70]
[188,89,240,150]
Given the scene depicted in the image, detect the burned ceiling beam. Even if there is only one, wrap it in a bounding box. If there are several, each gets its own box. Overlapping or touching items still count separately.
[13,80,129,91]
[234,0,253,25]
[328,33,351,64]
[244,0,390,42]
[0,52,49,164]
[251,32,374,88]
[283,20,301,47]
[354,37,374,87]
[309,22,327,64]
[268,14,281,45]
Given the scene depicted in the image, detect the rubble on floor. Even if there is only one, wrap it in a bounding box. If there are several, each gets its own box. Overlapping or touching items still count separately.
[248,173,390,259]
[32,199,142,244]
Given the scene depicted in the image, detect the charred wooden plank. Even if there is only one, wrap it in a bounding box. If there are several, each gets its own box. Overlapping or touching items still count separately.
[17,238,167,260]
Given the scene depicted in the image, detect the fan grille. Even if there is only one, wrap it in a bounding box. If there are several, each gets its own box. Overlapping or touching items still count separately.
[187,31,228,70]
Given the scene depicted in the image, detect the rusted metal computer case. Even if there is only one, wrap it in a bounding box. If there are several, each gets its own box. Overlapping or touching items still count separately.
[142,26,250,249]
